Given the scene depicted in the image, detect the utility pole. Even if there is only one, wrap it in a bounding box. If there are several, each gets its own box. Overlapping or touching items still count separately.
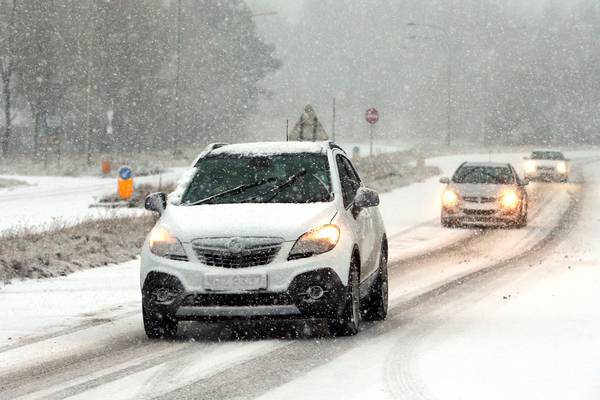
[85,0,95,165]
[1,0,16,159]
[173,0,182,154]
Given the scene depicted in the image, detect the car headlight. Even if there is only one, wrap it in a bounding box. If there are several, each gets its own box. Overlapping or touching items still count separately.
[442,189,459,208]
[525,160,537,174]
[148,227,188,261]
[556,161,567,174]
[499,190,519,210]
[288,224,340,260]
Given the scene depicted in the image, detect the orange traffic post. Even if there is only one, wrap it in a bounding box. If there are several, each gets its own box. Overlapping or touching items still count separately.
[118,166,134,200]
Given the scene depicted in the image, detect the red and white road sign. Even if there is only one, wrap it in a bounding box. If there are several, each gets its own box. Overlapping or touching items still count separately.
[365,108,379,124]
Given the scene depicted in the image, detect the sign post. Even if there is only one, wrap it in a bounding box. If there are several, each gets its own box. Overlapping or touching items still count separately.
[365,107,379,156]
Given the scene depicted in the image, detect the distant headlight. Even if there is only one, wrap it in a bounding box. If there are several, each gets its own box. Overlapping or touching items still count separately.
[288,224,340,260]
[499,190,519,210]
[556,161,567,174]
[442,189,459,208]
[148,227,188,261]
[525,160,537,174]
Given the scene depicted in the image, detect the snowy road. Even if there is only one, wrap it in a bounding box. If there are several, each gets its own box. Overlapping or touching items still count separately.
[1,154,599,399]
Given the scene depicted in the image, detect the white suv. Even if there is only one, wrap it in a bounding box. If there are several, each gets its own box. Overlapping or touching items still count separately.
[141,141,388,338]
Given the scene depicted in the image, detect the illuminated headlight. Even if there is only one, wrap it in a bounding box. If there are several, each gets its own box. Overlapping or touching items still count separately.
[556,162,567,174]
[442,189,460,208]
[499,190,519,210]
[148,227,188,261]
[525,161,537,174]
[288,224,340,260]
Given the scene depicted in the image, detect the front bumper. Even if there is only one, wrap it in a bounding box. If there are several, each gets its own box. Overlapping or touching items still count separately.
[525,168,567,181]
[142,268,346,321]
[442,205,521,226]
[140,240,353,320]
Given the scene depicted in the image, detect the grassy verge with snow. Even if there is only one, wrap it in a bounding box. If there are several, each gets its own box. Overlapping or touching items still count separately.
[0,215,156,282]
[0,178,28,189]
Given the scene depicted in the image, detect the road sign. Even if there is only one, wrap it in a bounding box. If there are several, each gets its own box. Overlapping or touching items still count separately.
[119,166,132,180]
[45,115,63,129]
[365,108,379,125]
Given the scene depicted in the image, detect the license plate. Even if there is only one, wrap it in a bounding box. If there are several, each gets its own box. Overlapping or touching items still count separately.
[204,274,267,292]
[463,202,495,211]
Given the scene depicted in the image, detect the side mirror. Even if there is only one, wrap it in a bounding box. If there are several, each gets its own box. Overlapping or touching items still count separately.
[439,177,450,184]
[354,187,380,208]
[145,192,167,215]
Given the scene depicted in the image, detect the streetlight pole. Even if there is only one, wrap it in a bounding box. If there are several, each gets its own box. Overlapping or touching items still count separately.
[407,22,453,147]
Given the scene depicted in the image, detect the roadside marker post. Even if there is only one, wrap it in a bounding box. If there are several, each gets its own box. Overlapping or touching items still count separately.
[118,166,134,201]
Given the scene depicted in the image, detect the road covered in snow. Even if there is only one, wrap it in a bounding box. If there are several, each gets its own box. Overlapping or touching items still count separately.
[1,151,600,399]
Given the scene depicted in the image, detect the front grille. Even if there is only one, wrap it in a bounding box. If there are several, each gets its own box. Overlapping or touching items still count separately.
[463,196,496,203]
[463,209,496,216]
[182,292,293,307]
[191,237,283,268]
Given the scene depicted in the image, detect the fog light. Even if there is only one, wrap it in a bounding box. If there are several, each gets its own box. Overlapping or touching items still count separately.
[153,287,178,304]
[307,286,325,300]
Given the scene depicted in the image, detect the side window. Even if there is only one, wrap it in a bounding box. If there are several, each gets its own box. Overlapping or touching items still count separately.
[343,157,362,185]
[336,154,360,208]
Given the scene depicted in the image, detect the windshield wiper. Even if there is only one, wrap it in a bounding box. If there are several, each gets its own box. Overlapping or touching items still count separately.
[185,177,279,206]
[243,169,307,203]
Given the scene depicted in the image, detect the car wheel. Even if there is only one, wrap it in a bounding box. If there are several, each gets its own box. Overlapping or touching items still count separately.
[361,242,388,321]
[328,256,360,336]
[442,217,458,228]
[143,305,178,339]
[516,202,528,228]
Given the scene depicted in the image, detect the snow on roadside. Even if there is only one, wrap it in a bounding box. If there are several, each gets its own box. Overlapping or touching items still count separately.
[0,168,186,233]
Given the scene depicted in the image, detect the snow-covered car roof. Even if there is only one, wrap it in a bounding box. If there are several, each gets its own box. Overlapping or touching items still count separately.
[207,141,331,157]
[462,162,512,168]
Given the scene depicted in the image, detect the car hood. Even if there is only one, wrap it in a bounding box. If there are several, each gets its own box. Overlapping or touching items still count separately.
[159,202,338,242]
[531,159,564,167]
[450,183,516,198]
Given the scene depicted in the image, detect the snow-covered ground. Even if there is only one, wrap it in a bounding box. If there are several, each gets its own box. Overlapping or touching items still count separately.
[0,168,186,233]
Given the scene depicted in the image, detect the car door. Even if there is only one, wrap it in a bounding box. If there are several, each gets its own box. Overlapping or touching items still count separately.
[335,154,376,280]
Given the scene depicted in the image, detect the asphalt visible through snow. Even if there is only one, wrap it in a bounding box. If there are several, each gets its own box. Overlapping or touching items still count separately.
[0,159,595,400]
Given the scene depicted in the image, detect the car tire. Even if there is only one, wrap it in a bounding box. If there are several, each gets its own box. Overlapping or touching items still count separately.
[328,256,361,336]
[442,217,457,228]
[516,202,528,228]
[143,305,178,339]
[361,242,388,322]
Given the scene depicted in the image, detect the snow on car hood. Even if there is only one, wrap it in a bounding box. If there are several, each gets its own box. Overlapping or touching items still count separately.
[159,201,338,242]
[450,183,516,198]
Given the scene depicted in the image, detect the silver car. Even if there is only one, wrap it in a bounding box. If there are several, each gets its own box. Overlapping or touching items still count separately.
[440,162,529,228]
[523,150,570,182]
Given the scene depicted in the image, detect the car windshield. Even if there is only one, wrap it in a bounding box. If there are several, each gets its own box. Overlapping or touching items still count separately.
[531,151,565,160]
[453,166,515,185]
[181,154,332,204]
